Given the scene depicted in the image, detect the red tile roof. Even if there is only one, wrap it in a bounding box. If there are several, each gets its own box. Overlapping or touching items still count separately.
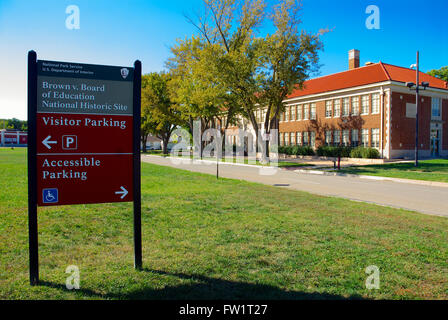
[288,62,448,99]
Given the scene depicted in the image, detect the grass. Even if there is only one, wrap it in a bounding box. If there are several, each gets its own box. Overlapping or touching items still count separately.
[143,150,311,168]
[333,159,448,183]
[1,147,447,300]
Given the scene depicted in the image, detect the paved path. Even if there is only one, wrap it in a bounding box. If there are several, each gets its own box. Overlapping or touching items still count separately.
[142,155,448,218]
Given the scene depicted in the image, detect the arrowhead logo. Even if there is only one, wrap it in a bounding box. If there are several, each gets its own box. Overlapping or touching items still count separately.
[42,136,57,150]
[120,68,129,79]
[115,186,128,199]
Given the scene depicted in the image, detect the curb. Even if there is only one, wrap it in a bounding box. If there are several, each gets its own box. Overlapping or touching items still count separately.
[294,169,448,188]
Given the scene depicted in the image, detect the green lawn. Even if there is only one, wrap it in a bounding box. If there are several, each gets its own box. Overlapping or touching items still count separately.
[1,148,447,300]
[334,159,448,183]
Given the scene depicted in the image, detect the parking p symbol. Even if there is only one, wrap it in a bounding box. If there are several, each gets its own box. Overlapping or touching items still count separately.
[63,135,78,150]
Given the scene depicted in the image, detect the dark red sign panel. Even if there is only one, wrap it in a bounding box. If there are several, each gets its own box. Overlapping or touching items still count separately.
[35,60,135,206]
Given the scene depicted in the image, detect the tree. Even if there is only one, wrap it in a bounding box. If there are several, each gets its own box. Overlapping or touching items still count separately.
[141,72,181,154]
[171,0,267,155]
[4,118,27,131]
[428,66,448,82]
[257,0,324,160]
[171,0,324,161]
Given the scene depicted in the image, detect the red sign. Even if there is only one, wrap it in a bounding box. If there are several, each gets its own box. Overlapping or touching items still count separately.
[35,60,135,207]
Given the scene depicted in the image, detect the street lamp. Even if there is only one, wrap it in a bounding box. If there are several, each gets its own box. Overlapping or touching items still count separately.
[407,51,429,167]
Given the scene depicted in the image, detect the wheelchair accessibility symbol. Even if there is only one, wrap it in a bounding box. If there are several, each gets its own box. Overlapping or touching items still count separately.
[43,188,58,204]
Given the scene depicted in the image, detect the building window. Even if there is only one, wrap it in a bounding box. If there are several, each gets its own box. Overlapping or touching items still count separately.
[303,104,309,120]
[351,129,359,147]
[325,101,332,118]
[334,99,341,117]
[432,97,441,119]
[280,133,284,146]
[325,130,332,146]
[297,105,303,120]
[361,95,369,115]
[371,93,380,114]
[372,128,380,148]
[285,107,290,122]
[342,98,350,117]
[342,130,350,146]
[285,132,290,145]
[303,132,309,146]
[310,131,316,148]
[361,129,369,147]
[333,130,341,145]
[297,132,302,145]
[291,105,296,121]
[351,97,359,115]
[280,112,284,122]
[290,132,296,145]
[310,103,317,120]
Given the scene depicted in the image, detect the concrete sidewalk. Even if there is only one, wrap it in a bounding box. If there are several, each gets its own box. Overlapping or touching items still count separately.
[142,155,448,218]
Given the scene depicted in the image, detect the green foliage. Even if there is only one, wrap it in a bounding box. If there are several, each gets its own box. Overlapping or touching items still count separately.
[279,145,380,159]
[428,66,448,82]
[0,118,27,131]
[350,147,380,159]
[141,72,182,153]
[278,145,315,156]
[317,146,351,158]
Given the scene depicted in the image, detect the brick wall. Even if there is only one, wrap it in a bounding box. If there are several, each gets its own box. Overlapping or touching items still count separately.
[390,92,431,151]
[279,94,382,148]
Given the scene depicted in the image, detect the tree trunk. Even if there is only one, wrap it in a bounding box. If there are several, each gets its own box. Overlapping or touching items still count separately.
[162,137,169,155]
[141,135,148,153]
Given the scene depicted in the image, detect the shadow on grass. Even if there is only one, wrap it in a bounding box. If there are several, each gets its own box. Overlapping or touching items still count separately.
[40,269,366,300]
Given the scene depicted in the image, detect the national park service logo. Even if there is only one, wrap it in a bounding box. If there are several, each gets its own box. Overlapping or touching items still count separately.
[120,68,129,79]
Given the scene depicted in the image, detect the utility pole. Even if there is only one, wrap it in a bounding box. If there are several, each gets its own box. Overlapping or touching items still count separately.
[415,51,419,167]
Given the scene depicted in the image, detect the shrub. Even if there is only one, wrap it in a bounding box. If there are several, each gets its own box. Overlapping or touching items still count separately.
[278,145,315,156]
[350,147,380,159]
[362,147,380,159]
[350,146,364,158]
[317,146,351,158]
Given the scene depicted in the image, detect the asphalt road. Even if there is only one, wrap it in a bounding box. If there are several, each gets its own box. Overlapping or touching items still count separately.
[142,155,448,218]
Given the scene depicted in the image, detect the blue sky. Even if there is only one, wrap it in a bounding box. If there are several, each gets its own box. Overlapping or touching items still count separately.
[1,0,447,120]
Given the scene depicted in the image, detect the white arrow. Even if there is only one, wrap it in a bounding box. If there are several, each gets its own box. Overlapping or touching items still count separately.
[115,186,128,199]
[42,135,57,150]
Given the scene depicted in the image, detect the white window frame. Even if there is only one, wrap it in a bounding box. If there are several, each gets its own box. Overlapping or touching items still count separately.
[325,100,332,118]
[351,129,359,147]
[303,132,309,146]
[351,97,359,116]
[342,129,350,146]
[297,132,302,145]
[297,105,303,121]
[333,130,341,145]
[371,93,380,114]
[361,129,369,147]
[371,128,380,148]
[361,95,369,115]
[310,103,317,120]
[342,98,350,117]
[432,97,441,119]
[325,130,332,145]
[333,99,341,118]
[303,104,309,120]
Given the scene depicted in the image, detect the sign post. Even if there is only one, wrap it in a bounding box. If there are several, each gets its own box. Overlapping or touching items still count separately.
[27,51,142,285]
